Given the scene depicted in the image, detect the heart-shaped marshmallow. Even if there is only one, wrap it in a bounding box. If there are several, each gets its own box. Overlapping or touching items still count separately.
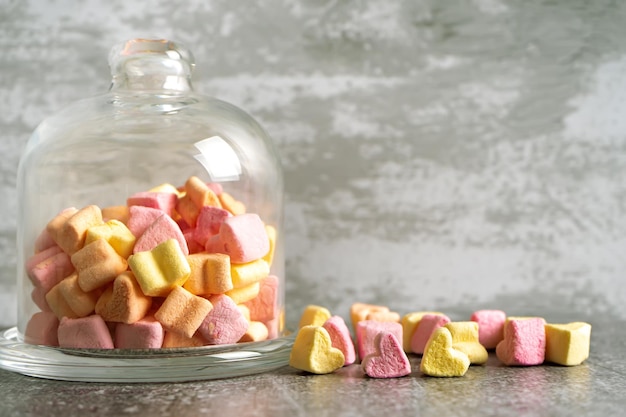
[289,325,345,374]
[362,331,411,378]
[420,327,470,377]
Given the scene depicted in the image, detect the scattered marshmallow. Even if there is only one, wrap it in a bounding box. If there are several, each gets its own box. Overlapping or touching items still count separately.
[298,305,332,328]
[410,313,451,354]
[420,327,471,377]
[544,322,591,366]
[470,309,506,349]
[362,331,411,378]
[496,317,546,366]
[323,315,356,366]
[289,325,345,374]
[444,321,488,365]
[356,320,403,360]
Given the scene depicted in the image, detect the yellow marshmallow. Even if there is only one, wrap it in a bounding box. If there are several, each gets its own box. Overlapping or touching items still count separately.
[263,225,277,267]
[128,239,191,297]
[230,259,270,289]
[298,305,332,328]
[545,322,591,366]
[225,282,260,304]
[401,311,445,353]
[149,183,183,197]
[420,327,471,377]
[445,321,488,365]
[289,325,345,374]
[85,219,136,259]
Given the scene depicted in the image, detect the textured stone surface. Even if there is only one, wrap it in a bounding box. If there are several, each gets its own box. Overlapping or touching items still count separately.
[3,1,626,332]
[0,318,624,416]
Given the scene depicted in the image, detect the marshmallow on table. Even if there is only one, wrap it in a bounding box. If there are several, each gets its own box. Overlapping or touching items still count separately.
[154,286,213,338]
[470,309,506,349]
[289,325,345,374]
[47,205,103,255]
[411,313,451,355]
[356,320,403,360]
[127,206,165,238]
[133,213,189,256]
[322,315,356,366]
[243,275,279,322]
[127,191,177,218]
[71,238,129,292]
[299,305,332,328]
[350,303,390,333]
[26,246,74,293]
[95,271,152,324]
[183,253,233,295]
[362,331,411,378]
[231,259,270,288]
[496,317,546,366]
[420,327,471,377]
[85,219,136,259]
[544,322,591,366]
[46,273,100,319]
[115,317,164,349]
[197,294,249,344]
[445,321,488,365]
[128,238,191,297]
[24,311,59,346]
[401,311,444,353]
[57,315,114,349]
[239,321,269,343]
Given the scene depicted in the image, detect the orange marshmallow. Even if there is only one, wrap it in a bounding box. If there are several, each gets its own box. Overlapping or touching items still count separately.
[46,273,100,319]
[47,205,103,255]
[162,331,206,348]
[101,205,130,224]
[239,321,269,343]
[175,194,201,227]
[218,192,246,215]
[71,238,129,292]
[366,310,401,323]
[154,286,213,338]
[185,176,222,209]
[350,303,390,332]
[95,272,152,324]
[183,253,232,295]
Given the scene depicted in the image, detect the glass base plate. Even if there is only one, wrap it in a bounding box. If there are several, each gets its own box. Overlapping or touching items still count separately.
[0,327,294,383]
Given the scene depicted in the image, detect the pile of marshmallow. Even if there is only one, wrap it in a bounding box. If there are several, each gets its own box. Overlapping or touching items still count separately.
[290,303,591,378]
[23,176,280,349]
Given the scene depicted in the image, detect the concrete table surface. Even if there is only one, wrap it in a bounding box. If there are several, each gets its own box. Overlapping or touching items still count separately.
[0,317,623,417]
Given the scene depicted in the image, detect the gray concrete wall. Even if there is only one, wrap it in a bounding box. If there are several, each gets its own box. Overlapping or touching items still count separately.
[2,0,626,328]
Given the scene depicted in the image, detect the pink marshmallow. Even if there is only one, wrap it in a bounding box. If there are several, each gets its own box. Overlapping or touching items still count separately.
[24,311,59,346]
[496,318,546,366]
[471,309,506,349]
[323,315,356,366]
[133,214,189,255]
[25,245,63,273]
[362,331,411,378]
[193,206,231,246]
[207,182,223,195]
[34,229,58,253]
[127,191,177,218]
[356,320,402,360]
[115,317,164,349]
[243,275,279,323]
[27,251,75,293]
[217,213,270,263]
[127,205,166,238]
[57,315,114,349]
[184,229,206,254]
[197,294,249,345]
[410,314,451,354]
[31,287,52,312]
